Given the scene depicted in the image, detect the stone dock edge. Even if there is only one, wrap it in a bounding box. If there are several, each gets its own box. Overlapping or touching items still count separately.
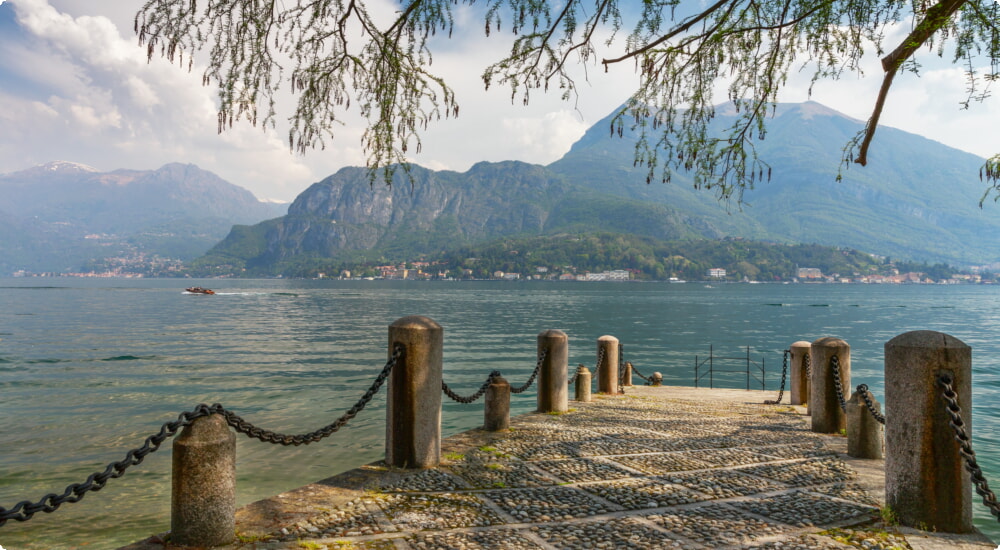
[119,386,998,550]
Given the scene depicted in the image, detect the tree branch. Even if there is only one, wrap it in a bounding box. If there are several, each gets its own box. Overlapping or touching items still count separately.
[855,0,967,165]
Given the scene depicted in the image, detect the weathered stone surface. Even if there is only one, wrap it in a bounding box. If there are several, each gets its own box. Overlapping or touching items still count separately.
[790,340,812,406]
[574,365,592,403]
[484,376,511,431]
[885,330,973,533]
[170,414,236,548]
[811,337,850,434]
[386,315,442,469]
[847,389,883,459]
[536,330,568,413]
[596,335,619,395]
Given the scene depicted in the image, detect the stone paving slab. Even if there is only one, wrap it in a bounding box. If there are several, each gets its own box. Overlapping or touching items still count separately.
[121,386,997,550]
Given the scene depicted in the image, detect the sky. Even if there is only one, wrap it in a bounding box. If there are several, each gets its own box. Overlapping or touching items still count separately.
[1,0,999,203]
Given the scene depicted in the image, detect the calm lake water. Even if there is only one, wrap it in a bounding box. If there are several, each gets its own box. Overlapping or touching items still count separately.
[1,279,999,548]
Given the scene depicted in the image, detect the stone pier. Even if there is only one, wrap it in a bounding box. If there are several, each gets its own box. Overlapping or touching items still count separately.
[122,386,994,550]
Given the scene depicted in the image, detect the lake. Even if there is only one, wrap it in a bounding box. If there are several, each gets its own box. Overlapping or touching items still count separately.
[1,279,998,548]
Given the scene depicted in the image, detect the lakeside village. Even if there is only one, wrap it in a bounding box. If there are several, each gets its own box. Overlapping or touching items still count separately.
[13,258,999,284]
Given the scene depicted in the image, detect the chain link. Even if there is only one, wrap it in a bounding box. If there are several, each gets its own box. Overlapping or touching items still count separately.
[0,348,402,526]
[630,363,651,384]
[592,347,606,378]
[765,350,790,405]
[442,370,502,403]
[568,365,581,386]
[511,349,547,394]
[804,352,811,379]
[0,403,217,525]
[617,345,626,393]
[221,347,400,445]
[856,384,886,425]
[829,355,848,413]
[938,374,1000,521]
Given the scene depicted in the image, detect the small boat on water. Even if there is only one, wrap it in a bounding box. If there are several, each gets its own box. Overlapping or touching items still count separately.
[185,286,215,295]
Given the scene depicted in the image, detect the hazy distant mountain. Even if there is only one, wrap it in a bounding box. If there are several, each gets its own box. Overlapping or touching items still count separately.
[0,162,286,273]
[199,101,1000,273]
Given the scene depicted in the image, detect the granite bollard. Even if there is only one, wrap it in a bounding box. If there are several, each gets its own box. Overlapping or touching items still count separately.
[171,414,236,548]
[386,315,442,469]
[885,330,972,533]
[537,329,568,413]
[846,389,883,459]
[575,365,592,402]
[650,372,663,386]
[810,337,850,434]
[789,340,812,407]
[596,335,619,394]
[623,361,633,387]
[484,375,511,431]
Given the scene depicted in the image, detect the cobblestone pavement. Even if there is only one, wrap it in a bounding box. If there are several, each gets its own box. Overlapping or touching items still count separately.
[123,386,996,550]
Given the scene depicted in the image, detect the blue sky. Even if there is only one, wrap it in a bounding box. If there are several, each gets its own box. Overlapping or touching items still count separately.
[1,0,998,202]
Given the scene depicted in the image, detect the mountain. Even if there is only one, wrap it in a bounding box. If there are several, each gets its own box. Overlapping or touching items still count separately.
[550,101,999,263]
[195,161,728,273]
[0,162,286,273]
[198,102,1000,274]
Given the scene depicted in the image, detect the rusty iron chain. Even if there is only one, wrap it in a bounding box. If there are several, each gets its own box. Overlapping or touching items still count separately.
[591,347,607,378]
[804,352,811,379]
[830,355,848,413]
[765,349,790,405]
[0,404,218,526]
[221,346,400,445]
[938,374,1000,521]
[0,348,402,526]
[568,365,581,386]
[630,363,651,384]
[511,349,547,394]
[442,370,502,403]
[856,384,886,425]
[617,344,626,393]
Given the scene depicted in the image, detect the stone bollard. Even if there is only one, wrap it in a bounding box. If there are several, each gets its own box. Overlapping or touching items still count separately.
[789,341,811,407]
[484,375,510,431]
[885,330,972,533]
[597,335,619,394]
[575,365,592,402]
[623,362,633,387]
[537,329,569,413]
[810,337,850,434]
[171,414,236,548]
[846,389,883,459]
[386,315,442,469]
[650,372,663,386]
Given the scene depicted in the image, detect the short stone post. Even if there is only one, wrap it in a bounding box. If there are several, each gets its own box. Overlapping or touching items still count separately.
[575,365,592,402]
[810,337,850,434]
[597,335,619,394]
[650,372,663,386]
[885,330,972,533]
[171,414,236,548]
[537,329,568,413]
[484,376,510,431]
[386,315,442,469]
[623,362,633,387]
[789,341,812,407]
[846,389,883,459]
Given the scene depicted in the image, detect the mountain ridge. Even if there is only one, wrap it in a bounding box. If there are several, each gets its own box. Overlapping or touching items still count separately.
[0,162,286,273]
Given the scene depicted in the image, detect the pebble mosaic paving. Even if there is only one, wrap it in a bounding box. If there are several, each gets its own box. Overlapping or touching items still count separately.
[245,389,971,550]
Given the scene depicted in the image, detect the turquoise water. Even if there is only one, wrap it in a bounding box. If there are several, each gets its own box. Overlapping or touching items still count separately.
[0,279,998,548]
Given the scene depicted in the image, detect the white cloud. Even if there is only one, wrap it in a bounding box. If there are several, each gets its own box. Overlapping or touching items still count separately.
[1,0,997,203]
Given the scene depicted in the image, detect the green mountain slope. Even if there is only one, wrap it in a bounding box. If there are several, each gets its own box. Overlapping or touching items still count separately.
[550,101,998,264]
[198,101,1000,274]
